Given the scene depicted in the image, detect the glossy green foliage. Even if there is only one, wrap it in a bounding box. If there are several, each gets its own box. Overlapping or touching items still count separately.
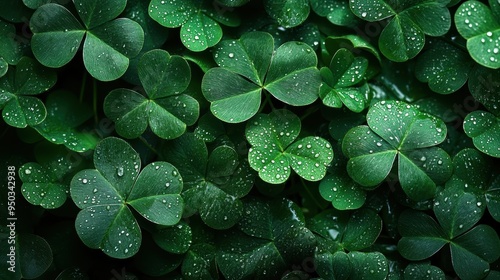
[2,0,500,279]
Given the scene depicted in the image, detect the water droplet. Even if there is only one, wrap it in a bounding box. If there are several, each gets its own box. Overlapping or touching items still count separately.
[82,178,88,184]
[117,167,124,177]
[228,53,234,58]
[24,169,31,175]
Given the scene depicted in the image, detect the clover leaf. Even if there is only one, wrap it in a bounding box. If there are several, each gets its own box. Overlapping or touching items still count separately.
[160,133,254,229]
[316,250,389,280]
[0,19,24,78]
[104,49,199,140]
[415,40,474,94]
[310,0,359,27]
[70,137,184,258]
[343,100,452,201]
[464,110,500,158]
[149,0,240,52]
[0,56,56,128]
[202,31,321,123]
[445,148,500,222]
[319,172,367,211]
[30,1,144,81]
[216,198,317,279]
[404,263,445,280]
[309,208,383,251]
[20,144,86,209]
[319,48,370,112]
[245,109,333,184]
[455,0,500,69]
[33,90,99,152]
[350,0,451,62]
[398,209,500,280]
[263,0,309,28]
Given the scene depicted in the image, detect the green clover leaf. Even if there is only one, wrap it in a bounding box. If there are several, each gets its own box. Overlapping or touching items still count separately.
[30,1,144,81]
[415,40,474,94]
[0,56,56,128]
[309,208,383,251]
[455,0,500,69]
[0,19,24,78]
[33,90,99,152]
[160,133,254,229]
[148,0,240,52]
[70,137,184,258]
[263,0,310,28]
[319,173,367,211]
[343,100,452,201]
[245,109,333,184]
[104,49,199,140]
[310,0,359,27]
[350,0,451,62]
[398,209,500,280]
[319,48,370,112]
[202,31,321,123]
[403,263,445,280]
[216,198,317,279]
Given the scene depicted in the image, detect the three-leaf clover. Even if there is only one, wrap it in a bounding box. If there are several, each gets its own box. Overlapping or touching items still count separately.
[350,0,452,62]
[245,109,334,184]
[148,0,240,52]
[455,0,500,69]
[70,137,184,258]
[216,198,317,279]
[202,31,322,123]
[30,0,144,81]
[104,49,199,140]
[0,56,56,128]
[398,205,500,280]
[160,133,254,229]
[319,48,370,112]
[343,100,452,201]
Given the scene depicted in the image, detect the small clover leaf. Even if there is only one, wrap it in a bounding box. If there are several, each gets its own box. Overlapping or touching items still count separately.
[464,110,500,157]
[0,19,24,77]
[148,0,240,52]
[319,48,370,112]
[455,0,500,69]
[70,137,184,258]
[403,263,445,280]
[415,40,474,94]
[350,0,451,62]
[319,173,367,211]
[33,90,99,152]
[245,109,333,184]
[152,221,192,254]
[30,1,144,81]
[310,0,359,27]
[445,148,500,222]
[0,56,56,128]
[343,100,452,201]
[104,49,199,140]
[398,210,500,280]
[19,144,86,209]
[309,208,383,251]
[263,0,310,28]
[216,198,317,279]
[202,31,321,123]
[160,133,254,229]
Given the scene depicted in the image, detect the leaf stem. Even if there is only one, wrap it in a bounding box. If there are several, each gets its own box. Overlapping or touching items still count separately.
[300,103,320,121]
[93,78,98,124]
[139,136,159,155]
[79,70,87,103]
[300,177,326,210]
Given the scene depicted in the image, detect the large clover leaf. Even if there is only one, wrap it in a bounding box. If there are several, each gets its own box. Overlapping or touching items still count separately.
[160,133,254,229]
[350,0,451,62]
[398,209,500,280]
[202,31,322,123]
[343,100,452,201]
[30,1,144,81]
[104,49,199,140]
[149,0,240,52]
[0,56,56,128]
[33,90,99,152]
[245,109,333,184]
[70,137,184,258]
[319,48,370,113]
[455,0,500,69]
[415,40,474,94]
[216,198,317,279]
